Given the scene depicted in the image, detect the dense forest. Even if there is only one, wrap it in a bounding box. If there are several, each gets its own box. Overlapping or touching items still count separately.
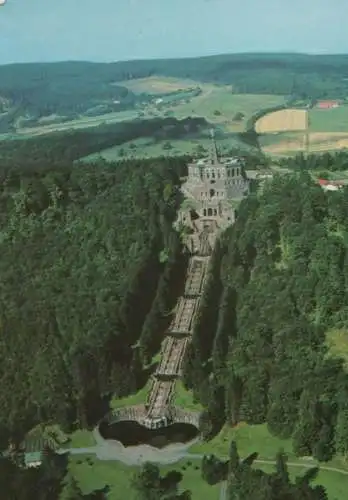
[2,116,348,497]
[0,152,192,446]
[1,53,348,128]
[0,116,207,164]
[183,167,348,463]
[0,61,139,119]
[279,150,348,172]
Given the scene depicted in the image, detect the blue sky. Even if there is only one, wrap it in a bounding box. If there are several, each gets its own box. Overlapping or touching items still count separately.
[0,0,347,64]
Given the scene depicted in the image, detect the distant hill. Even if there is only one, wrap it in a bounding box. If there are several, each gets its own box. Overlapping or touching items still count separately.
[1,53,348,133]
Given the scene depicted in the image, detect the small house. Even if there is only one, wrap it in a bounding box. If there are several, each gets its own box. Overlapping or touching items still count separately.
[24,450,43,468]
[22,435,53,469]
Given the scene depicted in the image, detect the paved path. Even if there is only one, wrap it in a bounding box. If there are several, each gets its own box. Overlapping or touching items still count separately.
[58,446,348,476]
[219,480,227,500]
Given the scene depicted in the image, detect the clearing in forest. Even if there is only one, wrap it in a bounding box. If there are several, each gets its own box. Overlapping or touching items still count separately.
[255,108,308,133]
[118,76,209,94]
[69,455,221,500]
[81,134,255,163]
[326,328,348,369]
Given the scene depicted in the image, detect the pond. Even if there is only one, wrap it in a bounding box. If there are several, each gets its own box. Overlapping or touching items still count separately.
[99,421,199,448]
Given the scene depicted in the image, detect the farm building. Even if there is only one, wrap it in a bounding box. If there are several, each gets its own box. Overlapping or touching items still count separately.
[316,100,340,109]
[318,178,343,191]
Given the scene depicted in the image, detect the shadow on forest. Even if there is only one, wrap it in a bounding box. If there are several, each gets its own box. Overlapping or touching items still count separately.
[208,416,225,441]
[99,421,199,448]
[144,359,160,379]
[161,470,184,492]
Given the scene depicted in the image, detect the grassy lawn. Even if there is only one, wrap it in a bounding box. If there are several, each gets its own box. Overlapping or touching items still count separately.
[67,441,348,499]
[190,422,294,459]
[68,455,219,500]
[169,91,285,133]
[174,381,203,412]
[67,429,96,449]
[257,462,348,500]
[68,454,132,499]
[190,422,348,499]
[167,459,220,500]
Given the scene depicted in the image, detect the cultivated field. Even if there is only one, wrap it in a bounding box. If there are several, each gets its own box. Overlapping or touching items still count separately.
[257,104,348,155]
[102,77,286,135]
[309,105,348,132]
[12,80,285,140]
[171,90,285,132]
[255,109,308,133]
[260,132,348,155]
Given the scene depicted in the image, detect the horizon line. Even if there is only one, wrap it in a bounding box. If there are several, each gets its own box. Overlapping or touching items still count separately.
[2,50,348,67]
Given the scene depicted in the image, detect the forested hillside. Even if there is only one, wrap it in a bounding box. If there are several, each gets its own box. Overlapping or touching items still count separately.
[2,53,348,117]
[0,61,138,119]
[0,154,189,445]
[184,170,348,462]
[2,53,348,132]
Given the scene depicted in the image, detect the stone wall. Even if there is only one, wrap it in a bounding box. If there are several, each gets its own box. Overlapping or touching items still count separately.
[100,403,200,431]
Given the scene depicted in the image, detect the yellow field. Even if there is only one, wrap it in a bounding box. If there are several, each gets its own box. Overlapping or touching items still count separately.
[262,132,348,154]
[255,109,308,133]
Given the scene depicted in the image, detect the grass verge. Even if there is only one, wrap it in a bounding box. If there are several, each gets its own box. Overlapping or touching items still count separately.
[68,455,220,500]
[173,381,203,412]
[190,422,294,458]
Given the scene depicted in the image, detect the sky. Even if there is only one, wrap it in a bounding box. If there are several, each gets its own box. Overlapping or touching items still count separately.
[0,0,347,65]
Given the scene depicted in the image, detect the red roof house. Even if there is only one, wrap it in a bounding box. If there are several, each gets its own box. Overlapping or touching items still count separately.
[318,178,343,190]
[316,100,340,109]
